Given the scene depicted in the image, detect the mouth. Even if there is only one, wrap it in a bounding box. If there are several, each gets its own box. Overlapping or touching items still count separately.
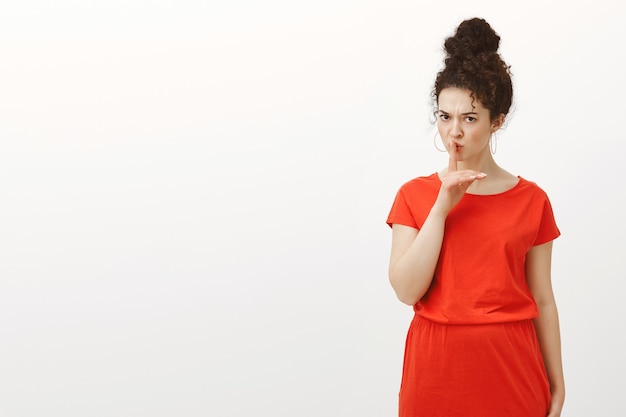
[454,144,462,152]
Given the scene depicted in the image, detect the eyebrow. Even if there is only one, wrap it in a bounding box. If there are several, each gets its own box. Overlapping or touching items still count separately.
[437,110,478,116]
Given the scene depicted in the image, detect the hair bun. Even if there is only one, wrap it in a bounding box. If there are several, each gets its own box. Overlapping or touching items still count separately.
[433,18,513,118]
[444,18,500,57]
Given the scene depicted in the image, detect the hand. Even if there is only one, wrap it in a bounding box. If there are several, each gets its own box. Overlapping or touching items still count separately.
[546,391,564,417]
[433,140,486,214]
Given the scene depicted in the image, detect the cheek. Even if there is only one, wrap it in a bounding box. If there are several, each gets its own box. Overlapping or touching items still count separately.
[470,128,491,142]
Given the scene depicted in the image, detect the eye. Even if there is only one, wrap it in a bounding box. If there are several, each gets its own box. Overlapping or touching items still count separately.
[438,113,450,121]
[465,116,476,122]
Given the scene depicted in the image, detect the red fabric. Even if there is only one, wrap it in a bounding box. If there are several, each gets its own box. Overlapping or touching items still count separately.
[387,173,560,324]
[387,173,560,416]
[399,317,551,417]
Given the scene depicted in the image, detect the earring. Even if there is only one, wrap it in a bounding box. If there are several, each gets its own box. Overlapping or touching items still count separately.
[490,132,498,154]
[433,131,446,152]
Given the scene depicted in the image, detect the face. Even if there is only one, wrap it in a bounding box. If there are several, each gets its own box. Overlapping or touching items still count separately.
[436,87,504,163]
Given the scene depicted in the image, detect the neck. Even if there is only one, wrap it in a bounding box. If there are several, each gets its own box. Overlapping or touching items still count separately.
[456,151,498,175]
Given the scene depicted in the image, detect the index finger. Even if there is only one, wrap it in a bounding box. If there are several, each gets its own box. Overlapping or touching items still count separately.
[448,140,457,172]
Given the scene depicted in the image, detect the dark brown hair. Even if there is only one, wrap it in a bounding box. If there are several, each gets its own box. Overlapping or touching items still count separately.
[433,18,513,120]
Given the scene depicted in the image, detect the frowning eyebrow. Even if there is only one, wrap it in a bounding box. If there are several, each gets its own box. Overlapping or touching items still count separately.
[437,110,478,116]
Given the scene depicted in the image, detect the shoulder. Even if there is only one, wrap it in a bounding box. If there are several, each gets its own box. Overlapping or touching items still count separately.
[397,173,440,195]
[516,176,551,199]
[514,177,558,216]
[388,173,440,229]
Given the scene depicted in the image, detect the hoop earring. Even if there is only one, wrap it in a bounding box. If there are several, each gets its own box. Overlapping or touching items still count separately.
[433,131,446,153]
[490,132,498,154]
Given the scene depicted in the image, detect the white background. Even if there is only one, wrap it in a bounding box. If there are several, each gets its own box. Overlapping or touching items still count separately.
[1,1,624,416]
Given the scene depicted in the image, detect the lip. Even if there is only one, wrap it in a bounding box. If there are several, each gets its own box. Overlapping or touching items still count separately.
[454,143,463,152]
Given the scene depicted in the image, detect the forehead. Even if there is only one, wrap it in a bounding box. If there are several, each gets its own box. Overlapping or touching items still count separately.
[437,88,488,114]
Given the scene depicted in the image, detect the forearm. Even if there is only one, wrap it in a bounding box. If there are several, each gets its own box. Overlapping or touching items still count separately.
[389,209,447,305]
[534,302,565,401]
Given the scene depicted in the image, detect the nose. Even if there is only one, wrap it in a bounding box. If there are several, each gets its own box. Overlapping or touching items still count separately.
[450,121,462,138]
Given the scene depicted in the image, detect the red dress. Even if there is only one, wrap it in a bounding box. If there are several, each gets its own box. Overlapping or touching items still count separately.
[387,173,560,417]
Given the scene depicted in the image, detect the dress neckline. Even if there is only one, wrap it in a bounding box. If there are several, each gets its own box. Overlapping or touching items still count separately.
[434,172,523,196]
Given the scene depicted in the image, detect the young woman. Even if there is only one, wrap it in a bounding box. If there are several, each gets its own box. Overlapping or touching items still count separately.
[387,18,564,417]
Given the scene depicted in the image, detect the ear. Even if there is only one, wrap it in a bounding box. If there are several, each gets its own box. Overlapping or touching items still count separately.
[491,114,505,132]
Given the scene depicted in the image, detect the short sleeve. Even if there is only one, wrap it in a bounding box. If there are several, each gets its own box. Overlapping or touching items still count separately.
[386,188,418,229]
[533,195,560,245]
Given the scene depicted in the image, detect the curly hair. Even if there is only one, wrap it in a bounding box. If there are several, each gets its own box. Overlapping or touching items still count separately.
[433,18,513,121]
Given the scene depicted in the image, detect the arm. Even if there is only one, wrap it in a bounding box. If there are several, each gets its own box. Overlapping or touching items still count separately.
[388,210,446,305]
[526,241,565,417]
[388,147,486,305]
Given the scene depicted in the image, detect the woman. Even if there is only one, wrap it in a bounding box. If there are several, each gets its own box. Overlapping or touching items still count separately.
[386,18,564,417]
